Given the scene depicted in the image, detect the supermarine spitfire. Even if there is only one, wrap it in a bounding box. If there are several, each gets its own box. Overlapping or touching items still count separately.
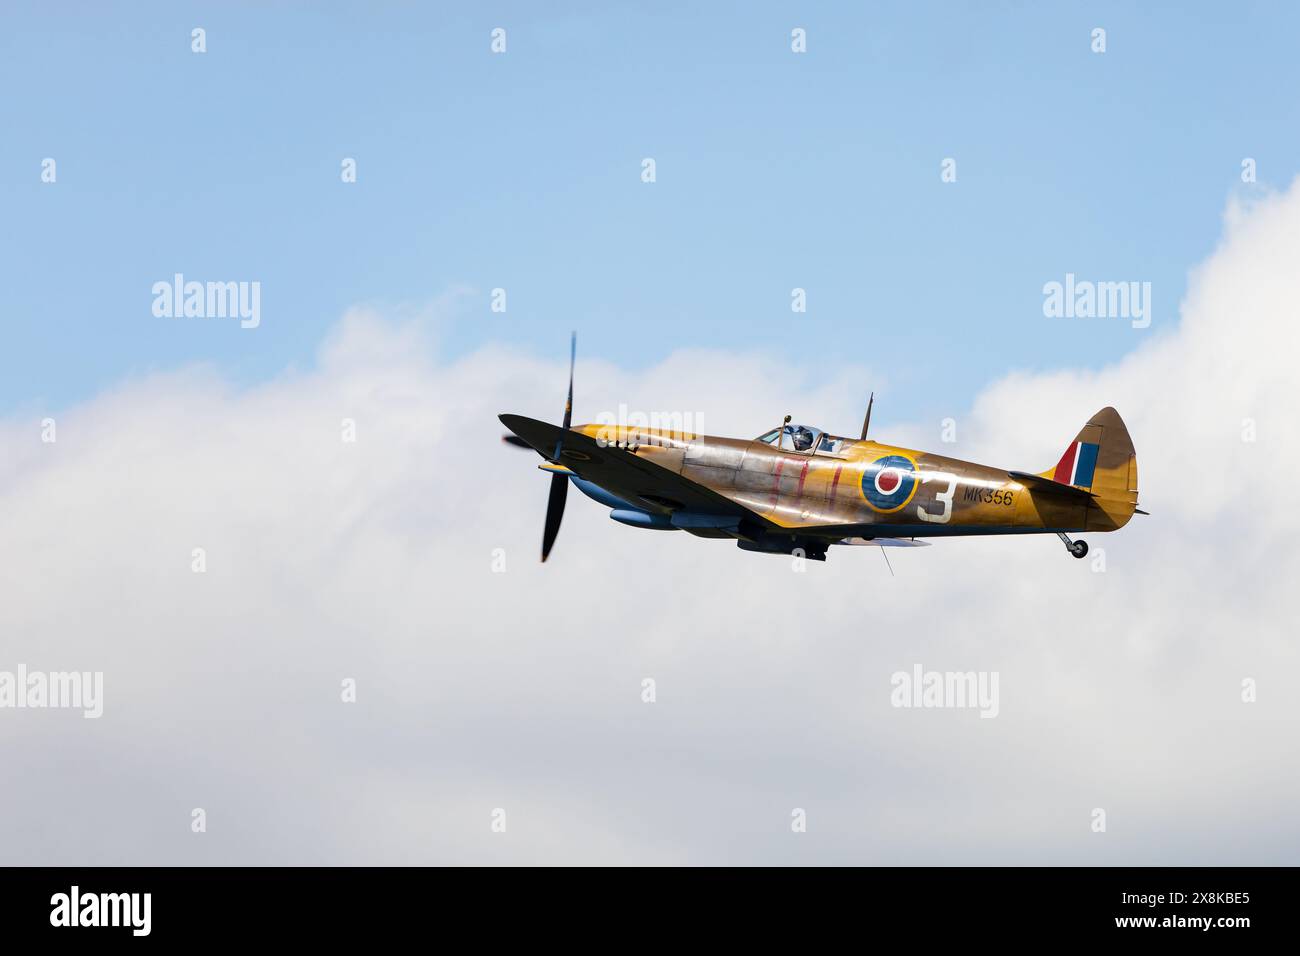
[502,336,1144,563]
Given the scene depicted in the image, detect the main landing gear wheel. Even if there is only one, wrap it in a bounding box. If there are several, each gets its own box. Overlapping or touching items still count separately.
[1057,532,1088,559]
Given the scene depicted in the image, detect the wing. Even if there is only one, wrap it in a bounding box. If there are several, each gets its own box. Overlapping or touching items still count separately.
[836,537,932,548]
[499,414,776,526]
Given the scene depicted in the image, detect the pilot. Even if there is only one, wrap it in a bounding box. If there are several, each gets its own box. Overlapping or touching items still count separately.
[792,426,815,451]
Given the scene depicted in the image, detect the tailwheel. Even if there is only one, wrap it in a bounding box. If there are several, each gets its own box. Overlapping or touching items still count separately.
[1057,532,1088,560]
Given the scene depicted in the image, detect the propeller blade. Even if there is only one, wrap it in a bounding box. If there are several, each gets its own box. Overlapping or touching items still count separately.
[553,331,576,459]
[542,332,577,562]
[541,471,568,562]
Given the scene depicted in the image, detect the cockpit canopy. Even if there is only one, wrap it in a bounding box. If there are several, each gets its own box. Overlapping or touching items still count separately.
[755,423,848,455]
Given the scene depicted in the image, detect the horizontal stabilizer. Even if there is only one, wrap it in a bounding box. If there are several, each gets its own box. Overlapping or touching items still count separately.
[1008,470,1097,501]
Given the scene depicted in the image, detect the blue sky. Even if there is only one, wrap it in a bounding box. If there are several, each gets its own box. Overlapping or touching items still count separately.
[4,1,1298,424]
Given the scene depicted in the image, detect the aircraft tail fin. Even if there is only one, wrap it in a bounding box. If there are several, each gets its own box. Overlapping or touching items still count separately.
[1038,406,1139,529]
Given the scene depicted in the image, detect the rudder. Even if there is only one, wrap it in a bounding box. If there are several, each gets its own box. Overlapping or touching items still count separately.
[1041,407,1139,530]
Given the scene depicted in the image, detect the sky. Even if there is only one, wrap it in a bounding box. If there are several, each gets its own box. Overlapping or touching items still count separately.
[5,2,1300,422]
[1,3,1298,865]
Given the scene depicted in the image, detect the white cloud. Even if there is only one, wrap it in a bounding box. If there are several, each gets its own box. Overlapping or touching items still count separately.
[2,184,1298,864]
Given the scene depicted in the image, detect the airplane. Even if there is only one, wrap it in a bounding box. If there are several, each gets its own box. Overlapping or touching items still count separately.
[501,335,1144,563]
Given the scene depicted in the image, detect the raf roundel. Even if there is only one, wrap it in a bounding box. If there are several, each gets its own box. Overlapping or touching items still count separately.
[860,454,919,513]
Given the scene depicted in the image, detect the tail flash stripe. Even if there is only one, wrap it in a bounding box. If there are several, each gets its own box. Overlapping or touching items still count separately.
[1072,441,1099,488]
[1052,440,1101,487]
[1052,443,1079,484]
